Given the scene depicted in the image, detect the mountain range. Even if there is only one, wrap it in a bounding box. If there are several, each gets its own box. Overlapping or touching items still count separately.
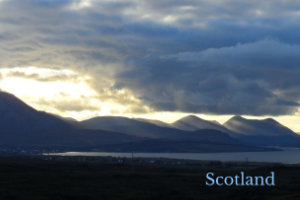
[0,91,299,152]
[224,116,300,147]
[171,115,237,137]
[0,91,138,149]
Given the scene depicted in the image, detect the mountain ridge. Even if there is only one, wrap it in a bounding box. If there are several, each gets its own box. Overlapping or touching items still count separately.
[0,91,140,148]
[224,115,300,147]
[172,115,237,137]
[0,91,299,151]
[224,115,297,137]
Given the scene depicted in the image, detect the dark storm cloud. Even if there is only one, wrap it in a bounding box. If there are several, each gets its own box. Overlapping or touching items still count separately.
[116,40,300,115]
[1,0,300,115]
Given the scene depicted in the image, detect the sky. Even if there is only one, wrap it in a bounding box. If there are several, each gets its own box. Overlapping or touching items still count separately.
[0,0,300,132]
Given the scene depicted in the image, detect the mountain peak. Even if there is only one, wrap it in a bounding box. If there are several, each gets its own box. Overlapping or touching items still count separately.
[178,115,202,122]
[171,114,235,136]
[0,91,36,113]
[0,91,18,102]
[230,115,245,121]
[224,115,297,137]
[263,118,279,124]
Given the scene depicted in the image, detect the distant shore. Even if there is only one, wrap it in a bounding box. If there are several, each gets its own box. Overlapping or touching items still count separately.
[44,148,300,164]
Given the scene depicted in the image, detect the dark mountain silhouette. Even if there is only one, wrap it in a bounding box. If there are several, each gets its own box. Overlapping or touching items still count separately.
[80,116,272,152]
[80,116,237,143]
[80,116,185,139]
[0,91,138,148]
[172,115,237,137]
[0,91,279,152]
[135,118,171,128]
[224,115,296,136]
[224,116,300,147]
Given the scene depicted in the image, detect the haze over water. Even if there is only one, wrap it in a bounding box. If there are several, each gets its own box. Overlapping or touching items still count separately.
[51,148,300,164]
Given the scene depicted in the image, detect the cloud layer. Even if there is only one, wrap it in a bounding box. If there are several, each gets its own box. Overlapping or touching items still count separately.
[1,0,300,116]
[118,40,300,115]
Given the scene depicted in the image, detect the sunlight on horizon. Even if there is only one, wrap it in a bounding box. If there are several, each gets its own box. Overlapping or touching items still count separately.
[0,66,134,119]
[0,66,299,133]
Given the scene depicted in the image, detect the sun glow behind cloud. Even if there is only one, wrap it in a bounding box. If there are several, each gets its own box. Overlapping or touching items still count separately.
[0,66,300,133]
[0,66,137,120]
[0,67,94,97]
[0,0,300,133]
